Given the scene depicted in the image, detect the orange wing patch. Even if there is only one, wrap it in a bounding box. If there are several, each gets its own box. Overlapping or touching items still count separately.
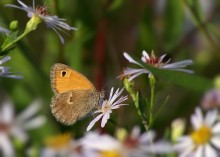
[50,63,95,94]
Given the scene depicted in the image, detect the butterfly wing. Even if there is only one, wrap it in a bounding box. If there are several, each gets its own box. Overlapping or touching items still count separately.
[51,90,100,125]
[50,63,96,94]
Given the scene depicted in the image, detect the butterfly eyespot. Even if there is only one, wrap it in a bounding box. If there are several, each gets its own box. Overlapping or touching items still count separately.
[61,71,67,77]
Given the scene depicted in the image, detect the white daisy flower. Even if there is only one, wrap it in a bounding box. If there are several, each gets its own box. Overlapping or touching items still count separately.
[0,56,22,79]
[121,50,193,81]
[86,88,128,131]
[174,107,220,157]
[5,0,77,44]
[0,100,46,157]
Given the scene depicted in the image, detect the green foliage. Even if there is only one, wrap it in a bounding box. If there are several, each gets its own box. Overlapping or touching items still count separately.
[0,0,220,156]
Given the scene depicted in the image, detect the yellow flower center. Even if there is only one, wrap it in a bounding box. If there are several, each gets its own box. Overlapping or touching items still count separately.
[100,150,123,157]
[44,133,72,149]
[190,125,212,145]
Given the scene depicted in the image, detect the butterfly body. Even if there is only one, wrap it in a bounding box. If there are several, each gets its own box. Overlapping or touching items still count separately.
[50,63,100,125]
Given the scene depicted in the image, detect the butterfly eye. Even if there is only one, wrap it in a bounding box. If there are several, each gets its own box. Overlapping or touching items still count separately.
[61,71,67,77]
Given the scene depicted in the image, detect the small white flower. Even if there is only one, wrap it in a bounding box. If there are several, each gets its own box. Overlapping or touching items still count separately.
[0,56,23,79]
[0,99,46,157]
[86,88,128,131]
[5,0,77,44]
[121,50,193,81]
[174,107,220,157]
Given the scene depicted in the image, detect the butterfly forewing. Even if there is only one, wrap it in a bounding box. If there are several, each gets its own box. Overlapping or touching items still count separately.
[50,63,96,94]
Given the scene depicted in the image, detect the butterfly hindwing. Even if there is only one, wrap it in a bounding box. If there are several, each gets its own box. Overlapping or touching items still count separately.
[50,90,100,125]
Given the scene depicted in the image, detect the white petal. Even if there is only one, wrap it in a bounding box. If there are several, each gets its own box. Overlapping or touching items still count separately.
[17,0,29,8]
[177,143,194,157]
[141,56,146,63]
[158,54,167,62]
[0,26,9,35]
[123,52,144,67]
[194,145,203,157]
[204,144,218,157]
[139,131,155,144]
[0,56,11,64]
[112,95,128,106]
[108,87,114,101]
[112,96,128,105]
[0,133,14,157]
[210,136,220,149]
[212,123,220,134]
[109,88,119,104]
[141,50,149,63]
[191,115,200,130]
[122,67,150,81]
[22,116,46,129]
[163,60,193,69]
[101,112,110,128]
[175,136,193,151]
[143,141,174,154]
[16,100,41,123]
[40,148,57,157]
[195,107,203,123]
[142,50,150,59]
[111,104,128,110]
[10,126,28,142]
[86,114,103,131]
[130,126,141,139]
[205,109,218,127]
[0,102,14,124]
[191,108,203,129]
[123,68,148,75]
[109,88,123,105]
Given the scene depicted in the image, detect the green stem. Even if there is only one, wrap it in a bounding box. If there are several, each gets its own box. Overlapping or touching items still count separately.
[134,92,148,131]
[123,78,148,131]
[149,74,156,129]
[1,30,30,52]
[1,15,42,54]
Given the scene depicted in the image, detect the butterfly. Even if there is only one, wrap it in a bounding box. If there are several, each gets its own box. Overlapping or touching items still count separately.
[50,63,101,125]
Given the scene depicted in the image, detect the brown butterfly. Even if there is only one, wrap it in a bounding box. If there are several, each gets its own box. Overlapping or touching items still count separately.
[50,63,101,125]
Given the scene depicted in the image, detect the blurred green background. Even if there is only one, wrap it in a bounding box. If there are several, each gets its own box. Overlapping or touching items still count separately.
[0,0,220,149]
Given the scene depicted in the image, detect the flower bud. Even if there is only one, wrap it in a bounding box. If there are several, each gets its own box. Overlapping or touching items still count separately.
[9,20,18,31]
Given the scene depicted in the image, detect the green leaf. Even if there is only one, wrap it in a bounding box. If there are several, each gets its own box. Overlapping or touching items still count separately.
[0,30,18,55]
[143,64,213,92]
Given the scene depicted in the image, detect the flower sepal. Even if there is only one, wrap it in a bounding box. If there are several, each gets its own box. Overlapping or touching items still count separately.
[24,15,42,34]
